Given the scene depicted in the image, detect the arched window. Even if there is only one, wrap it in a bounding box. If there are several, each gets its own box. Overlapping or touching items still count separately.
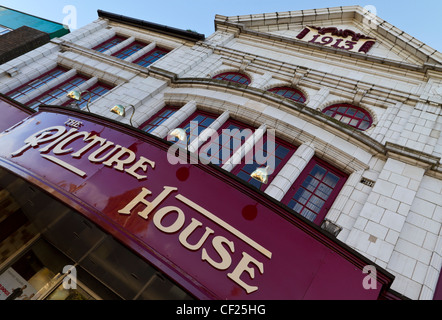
[213,72,251,85]
[268,87,306,103]
[322,104,373,131]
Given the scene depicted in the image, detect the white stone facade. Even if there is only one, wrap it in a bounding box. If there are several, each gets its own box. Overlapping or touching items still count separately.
[0,6,441,300]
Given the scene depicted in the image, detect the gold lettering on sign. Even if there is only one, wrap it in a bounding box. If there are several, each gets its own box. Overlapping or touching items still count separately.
[117,186,272,295]
[11,122,156,181]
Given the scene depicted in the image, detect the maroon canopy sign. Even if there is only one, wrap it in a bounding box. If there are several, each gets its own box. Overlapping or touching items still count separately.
[0,106,395,299]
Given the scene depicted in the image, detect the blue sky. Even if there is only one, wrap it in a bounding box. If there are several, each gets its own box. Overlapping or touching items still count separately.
[2,0,442,51]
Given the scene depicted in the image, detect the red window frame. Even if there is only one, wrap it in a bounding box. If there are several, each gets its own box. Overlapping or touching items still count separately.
[134,47,169,67]
[199,119,254,167]
[62,82,113,110]
[282,157,348,225]
[232,135,297,191]
[112,41,146,60]
[92,35,127,53]
[27,75,89,110]
[323,104,373,131]
[6,67,68,101]
[268,87,306,103]
[213,72,251,85]
[139,106,179,133]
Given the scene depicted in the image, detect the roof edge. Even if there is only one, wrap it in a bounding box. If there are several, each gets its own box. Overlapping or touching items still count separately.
[97,9,205,42]
[215,5,442,66]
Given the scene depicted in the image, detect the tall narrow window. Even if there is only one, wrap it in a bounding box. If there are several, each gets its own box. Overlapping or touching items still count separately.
[213,72,251,85]
[233,136,296,191]
[268,87,306,103]
[92,35,127,53]
[6,67,68,101]
[199,120,254,166]
[139,106,178,134]
[62,82,112,110]
[322,104,373,131]
[112,41,146,60]
[134,47,169,67]
[27,75,89,110]
[282,157,347,225]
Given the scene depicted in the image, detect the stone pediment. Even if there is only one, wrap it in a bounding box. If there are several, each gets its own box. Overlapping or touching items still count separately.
[215,5,442,68]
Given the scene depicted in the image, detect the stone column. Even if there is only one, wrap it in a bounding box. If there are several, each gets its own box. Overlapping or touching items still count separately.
[264,142,315,201]
[187,111,230,153]
[125,42,156,63]
[151,100,197,139]
[222,124,267,172]
[103,36,135,56]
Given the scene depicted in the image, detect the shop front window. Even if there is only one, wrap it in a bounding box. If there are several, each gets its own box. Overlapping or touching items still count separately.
[0,168,194,300]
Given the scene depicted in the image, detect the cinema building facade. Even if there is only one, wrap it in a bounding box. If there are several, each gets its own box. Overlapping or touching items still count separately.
[0,6,441,300]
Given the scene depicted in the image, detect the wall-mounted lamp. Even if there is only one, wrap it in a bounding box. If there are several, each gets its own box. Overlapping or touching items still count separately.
[250,166,271,184]
[110,104,136,126]
[320,219,342,237]
[67,90,91,112]
[169,128,187,141]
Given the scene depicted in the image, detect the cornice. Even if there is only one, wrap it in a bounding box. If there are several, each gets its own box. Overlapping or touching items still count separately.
[215,20,442,75]
[151,74,441,174]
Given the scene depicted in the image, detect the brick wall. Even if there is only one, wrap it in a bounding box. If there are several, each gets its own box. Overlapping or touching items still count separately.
[0,26,50,64]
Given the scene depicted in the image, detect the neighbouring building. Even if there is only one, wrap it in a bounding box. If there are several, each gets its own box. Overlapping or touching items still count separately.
[0,5,69,64]
[0,6,441,300]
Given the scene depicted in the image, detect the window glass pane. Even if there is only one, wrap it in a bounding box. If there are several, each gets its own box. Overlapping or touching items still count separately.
[355,111,365,118]
[349,119,359,127]
[302,176,318,192]
[346,108,357,116]
[323,172,339,188]
[310,165,326,180]
[340,116,351,124]
[294,188,311,205]
[301,209,317,222]
[316,184,333,200]
[360,121,370,130]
